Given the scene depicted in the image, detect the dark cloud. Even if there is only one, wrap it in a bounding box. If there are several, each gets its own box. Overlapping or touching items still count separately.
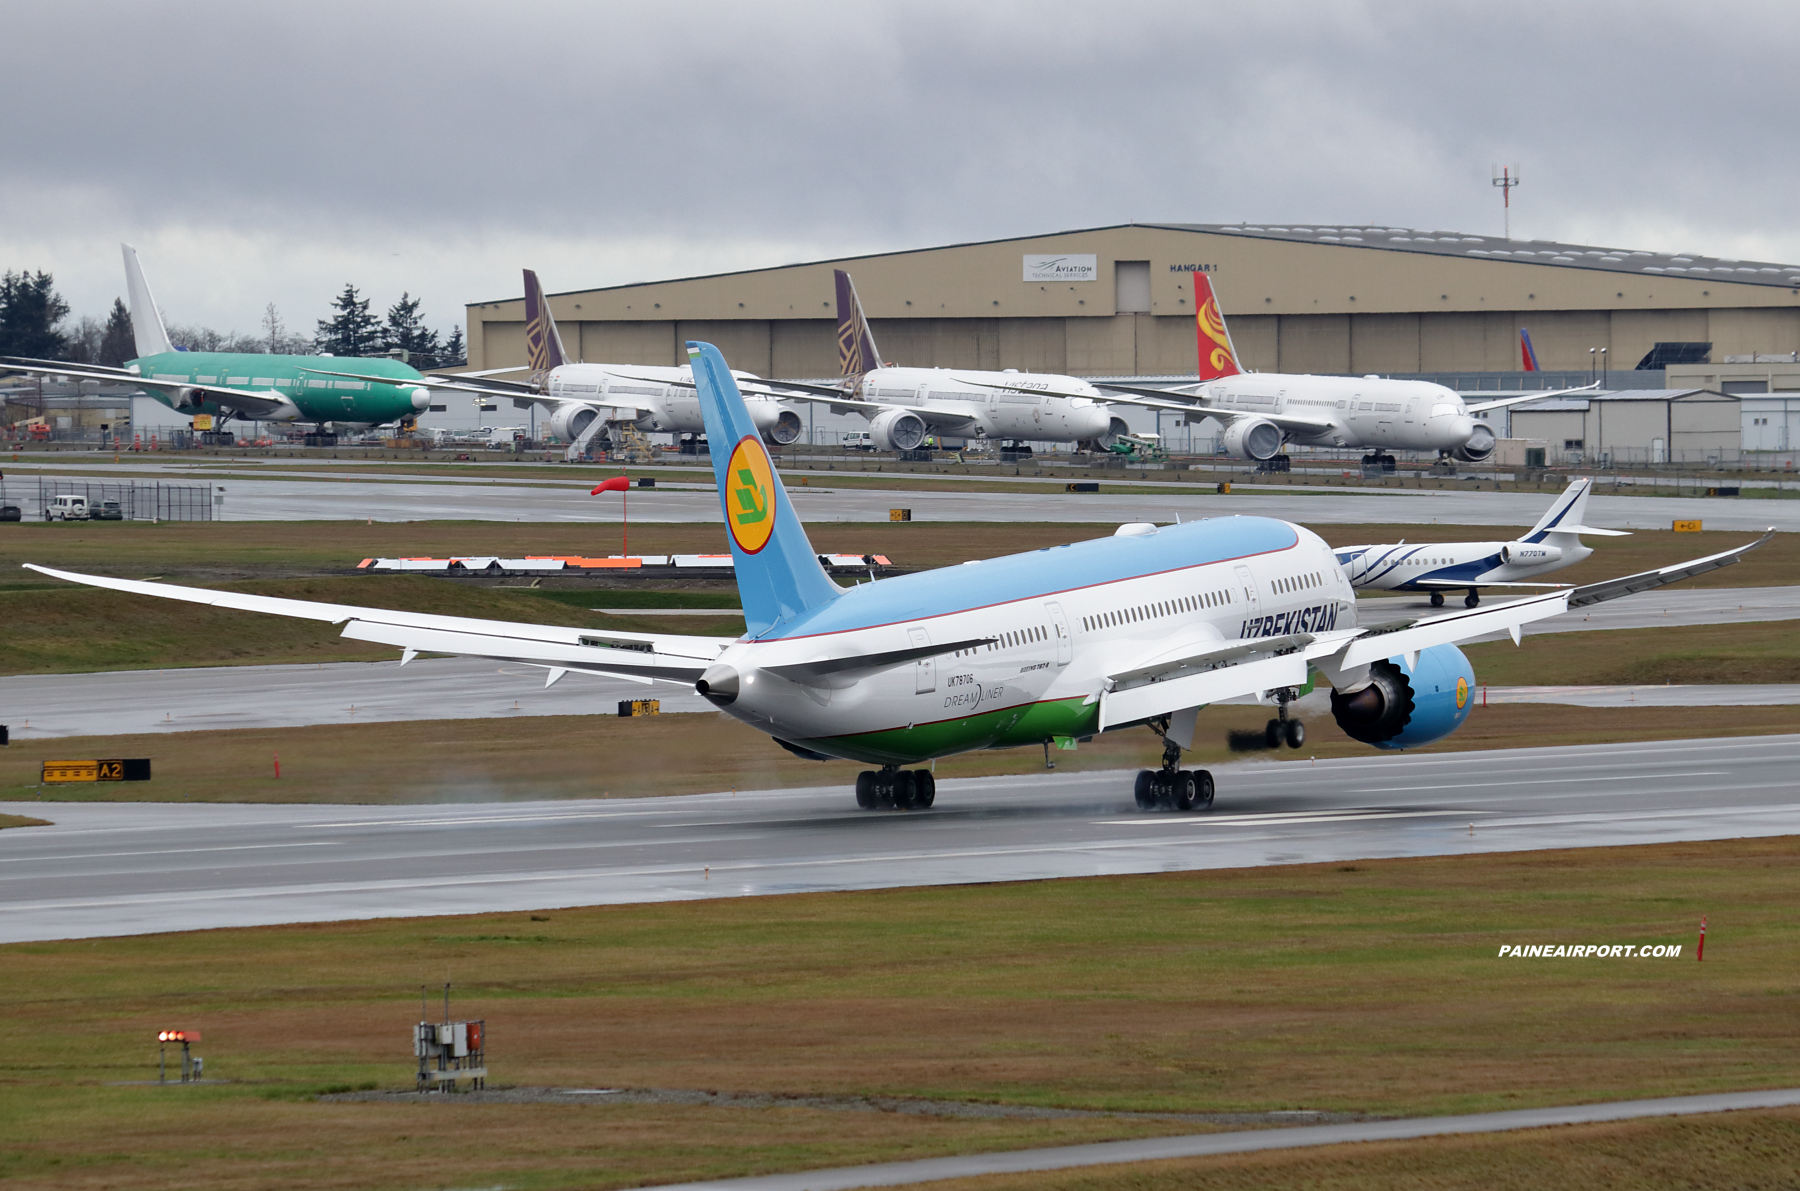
[5,0,1798,328]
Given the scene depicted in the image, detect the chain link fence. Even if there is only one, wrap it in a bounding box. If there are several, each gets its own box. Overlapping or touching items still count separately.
[33,479,215,521]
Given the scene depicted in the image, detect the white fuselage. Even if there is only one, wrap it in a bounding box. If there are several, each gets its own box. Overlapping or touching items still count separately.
[1337,534,1591,593]
[858,366,1114,442]
[707,519,1351,763]
[544,363,786,436]
[1195,374,1478,453]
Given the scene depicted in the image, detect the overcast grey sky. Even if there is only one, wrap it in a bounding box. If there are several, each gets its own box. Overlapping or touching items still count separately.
[5,0,1796,337]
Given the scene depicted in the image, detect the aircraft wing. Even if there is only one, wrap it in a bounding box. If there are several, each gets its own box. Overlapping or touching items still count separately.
[1,356,294,418]
[1565,530,1772,608]
[21,564,725,685]
[1466,382,1601,414]
[1180,404,1339,432]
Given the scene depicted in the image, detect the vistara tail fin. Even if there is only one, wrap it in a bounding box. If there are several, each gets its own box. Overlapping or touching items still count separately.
[1191,271,1243,381]
[687,341,840,635]
[120,244,174,357]
[834,269,883,378]
[522,268,572,378]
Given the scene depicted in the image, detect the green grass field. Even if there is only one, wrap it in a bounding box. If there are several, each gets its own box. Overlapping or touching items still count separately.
[2,837,1793,1189]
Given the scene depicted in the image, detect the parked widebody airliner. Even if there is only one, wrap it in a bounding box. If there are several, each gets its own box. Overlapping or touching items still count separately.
[350,270,803,458]
[25,343,1767,813]
[0,245,434,437]
[1337,477,1629,607]
[1098,274,1592,467]
[759,271,1133,451]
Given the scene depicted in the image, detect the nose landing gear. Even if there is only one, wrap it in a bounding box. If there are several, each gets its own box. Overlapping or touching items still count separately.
[854,765,936,810]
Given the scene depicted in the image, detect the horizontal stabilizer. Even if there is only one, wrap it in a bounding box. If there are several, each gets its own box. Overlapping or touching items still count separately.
[1555,525,1632,538]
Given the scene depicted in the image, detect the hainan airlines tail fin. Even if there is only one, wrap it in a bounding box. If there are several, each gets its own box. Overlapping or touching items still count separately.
[1192,272,1243,381]
[834,269,883,378]
[120,244,174,357]
[522,268,572,374]
[687,341,840,635]
[1519,327,1540,372]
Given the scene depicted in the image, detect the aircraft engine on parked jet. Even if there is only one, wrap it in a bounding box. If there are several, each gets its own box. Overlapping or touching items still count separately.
[1095,416,1131,450]
[1329,644,1475,750]
[1453,421,1497,462]
[1219,417,1284,461]
[766,409,803,445]
[548,404,602,442]
[173,387,204,410]
[1499,543,1563,565]
[407,387,431,411]
[869,408,927,452]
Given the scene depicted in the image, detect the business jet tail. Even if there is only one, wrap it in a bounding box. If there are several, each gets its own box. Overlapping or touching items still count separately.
[1192,271,1243,381]
[687,340,841,635]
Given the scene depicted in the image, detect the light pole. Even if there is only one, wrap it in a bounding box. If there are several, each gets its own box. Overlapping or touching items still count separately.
[1600,347,1608,388]
[1589,347,1596,384]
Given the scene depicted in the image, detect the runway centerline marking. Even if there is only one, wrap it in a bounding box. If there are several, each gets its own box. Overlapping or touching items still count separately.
[0,841,337,865]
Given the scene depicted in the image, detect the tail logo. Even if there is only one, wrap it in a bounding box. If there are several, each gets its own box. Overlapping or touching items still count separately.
[724,435,777,554]
[1191,273,1242,381]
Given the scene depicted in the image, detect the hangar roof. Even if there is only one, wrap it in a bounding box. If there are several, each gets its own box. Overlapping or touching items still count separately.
[1146,224,1800,289]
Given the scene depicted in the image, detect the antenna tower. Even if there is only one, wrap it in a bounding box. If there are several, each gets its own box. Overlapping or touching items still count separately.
[1492,165,1520,240]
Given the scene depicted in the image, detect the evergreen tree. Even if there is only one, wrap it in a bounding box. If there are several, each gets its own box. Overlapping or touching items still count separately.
[0,270,70,359]
[100,297,136,366]
[382,292,441,366]
[315,283,381,356]
[441,325,466,367]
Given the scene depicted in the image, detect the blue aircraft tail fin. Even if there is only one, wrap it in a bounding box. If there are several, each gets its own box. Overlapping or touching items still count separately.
[1520,476,1591,542]
[687,341,841,635]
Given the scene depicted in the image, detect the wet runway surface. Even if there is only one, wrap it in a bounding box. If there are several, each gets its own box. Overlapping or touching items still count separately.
[4,733,1796,943]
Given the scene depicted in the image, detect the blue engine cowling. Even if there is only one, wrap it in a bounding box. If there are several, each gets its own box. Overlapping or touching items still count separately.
[1329,643,1475,750]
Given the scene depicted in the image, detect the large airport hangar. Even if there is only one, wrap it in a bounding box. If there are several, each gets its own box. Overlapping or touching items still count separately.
[465,224,1800,380]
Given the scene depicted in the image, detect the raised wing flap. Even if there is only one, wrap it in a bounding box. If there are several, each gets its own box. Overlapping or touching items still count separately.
[1099,654,1308,731]
[338,621,707,684]
[764,637,994,683]
[1335,590,1569,668]
[1107,633,1312,686]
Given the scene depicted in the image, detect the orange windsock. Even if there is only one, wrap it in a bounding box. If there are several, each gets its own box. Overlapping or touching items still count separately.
[590,476,631,495]
[1192,272,1243,381]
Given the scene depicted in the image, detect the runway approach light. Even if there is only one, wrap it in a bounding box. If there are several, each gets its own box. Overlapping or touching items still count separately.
[157,1030,199,1043]
[156,1030,203,1083]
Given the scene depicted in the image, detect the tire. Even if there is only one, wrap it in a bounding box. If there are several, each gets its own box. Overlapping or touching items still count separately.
[1134,770,1156,809]
[914,770,936,808]
[1464,591,1481,608]
[854,772,877,809]
[1171,771,1197,812]
[893,770,916,810]
[1429,591,1445,607]
[1265,719,1283,749]
[1284,719,1306,749]
[1194,770,1215,810]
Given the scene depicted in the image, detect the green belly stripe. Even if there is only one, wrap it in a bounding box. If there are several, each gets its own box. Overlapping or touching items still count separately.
[795,696,1101,766]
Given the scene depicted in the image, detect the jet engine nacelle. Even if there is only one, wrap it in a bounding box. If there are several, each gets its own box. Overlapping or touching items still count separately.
[1453,421,1497,463]
[173,387,205,410]
[869,408,927,452]
[547,404,602,442]
[1329,644,1474,750]
[766,409,803,445]
[1219,417,1284,461]
[1095,416,1131,450]
[407,387,431,411]
[1500,543,1563,566]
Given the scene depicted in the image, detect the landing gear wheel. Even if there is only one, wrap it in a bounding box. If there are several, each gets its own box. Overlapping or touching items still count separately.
[855,772,877,809]
[1171,771,1197,812]
[913,770,936,808]
[1134,769,1156,810]
[1429,591,1445,607]
[1265,719,1283,749]
[1194,770,1215,810]
[892,769,917,810]
[1464,590,1481,608]
[1284,719,1306,749]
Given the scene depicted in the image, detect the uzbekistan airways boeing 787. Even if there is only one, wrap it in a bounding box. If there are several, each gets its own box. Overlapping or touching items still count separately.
[26,344,1766,813]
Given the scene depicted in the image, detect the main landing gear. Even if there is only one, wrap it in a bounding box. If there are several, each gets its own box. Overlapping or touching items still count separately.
[1427,589,1479,608]
[1264,691,1306,750]
[855,765,936,811]
[1360,452,1397,474]
[1135,735,1215,813]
